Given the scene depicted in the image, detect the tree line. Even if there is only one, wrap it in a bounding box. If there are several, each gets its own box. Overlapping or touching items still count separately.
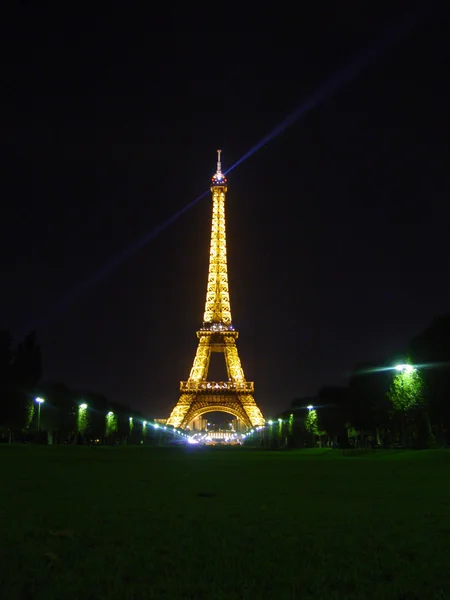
[0,331,165,445]
[1,315,449,448]
[251,315,450,450]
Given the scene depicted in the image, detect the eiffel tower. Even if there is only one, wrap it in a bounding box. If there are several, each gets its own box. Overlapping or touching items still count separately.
[166,151,265,430]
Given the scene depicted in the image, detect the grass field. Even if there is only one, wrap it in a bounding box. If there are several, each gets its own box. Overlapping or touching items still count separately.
[1,445,449,600]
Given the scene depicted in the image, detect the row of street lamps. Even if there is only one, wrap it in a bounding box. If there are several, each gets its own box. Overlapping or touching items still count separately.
[247,365,418,437]
[32,398,189,439]
[34,399,124,432]
[33,365,416,435]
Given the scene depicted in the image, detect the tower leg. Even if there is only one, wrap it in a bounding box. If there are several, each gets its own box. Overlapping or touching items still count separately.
[238,394,265,428]
[166,393,196,429]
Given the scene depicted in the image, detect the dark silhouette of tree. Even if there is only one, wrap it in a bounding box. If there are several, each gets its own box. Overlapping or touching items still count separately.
[348,362,392,445]
[35,381,76,442]
[0,331,42,437]
[408,314,450,446]
[0,330,14,427]
[10,332,42,428]
[0,330,13,380]
[287,397,316,447]
[71,391,110,442]
[316,386,350,448]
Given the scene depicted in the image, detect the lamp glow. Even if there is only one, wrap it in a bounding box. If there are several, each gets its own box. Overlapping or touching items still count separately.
[35,397,44,432]
[395,364,415,374]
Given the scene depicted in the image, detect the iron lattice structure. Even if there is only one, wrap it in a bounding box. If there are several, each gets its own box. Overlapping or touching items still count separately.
[166,151,265,430]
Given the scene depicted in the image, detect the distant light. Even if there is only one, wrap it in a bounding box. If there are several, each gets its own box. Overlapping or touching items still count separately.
[307,405,314,410]
[395,364,415,374]
[278,418,283,423]
[143,421,147,426]
[79,403,87,410]
[129,417,133,422]
[35,397,44,404]
[107,411,113,416]
[268,420,273,425]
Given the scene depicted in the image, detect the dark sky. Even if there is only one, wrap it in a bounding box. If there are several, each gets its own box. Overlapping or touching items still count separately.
[1,4,449,420]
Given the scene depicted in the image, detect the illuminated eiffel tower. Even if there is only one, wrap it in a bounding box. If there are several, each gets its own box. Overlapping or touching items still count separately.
[166,151,265,430]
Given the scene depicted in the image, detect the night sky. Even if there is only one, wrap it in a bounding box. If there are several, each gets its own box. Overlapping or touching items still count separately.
[2,5,449,419]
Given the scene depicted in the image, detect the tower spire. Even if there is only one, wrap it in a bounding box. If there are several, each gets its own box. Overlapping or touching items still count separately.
[216,149,222,174]
[212,149,227,184]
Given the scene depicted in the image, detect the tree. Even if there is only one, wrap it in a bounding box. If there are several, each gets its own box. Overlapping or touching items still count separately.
[0,330,13,429]
[0,330,13,381]
[0,331,42,436]
[388,365,423,412]
[387,364,434,448]
[286,397,316,448]
[348,361,392,445]
[408,315,450,445]
[304,408,319,435]
[304,407,327,446]
[36,382,76,441]
[316,386,350,448]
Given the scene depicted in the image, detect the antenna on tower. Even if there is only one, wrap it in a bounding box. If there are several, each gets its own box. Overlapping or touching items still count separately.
[216,149,222,174]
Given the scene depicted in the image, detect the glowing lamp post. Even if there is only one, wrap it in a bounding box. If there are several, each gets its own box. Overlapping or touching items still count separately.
[35,397,44,431]
[395,364,415,374]
[307,405,314,411]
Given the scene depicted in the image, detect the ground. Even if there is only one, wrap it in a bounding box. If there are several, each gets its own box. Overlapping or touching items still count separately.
[1,445,449,600]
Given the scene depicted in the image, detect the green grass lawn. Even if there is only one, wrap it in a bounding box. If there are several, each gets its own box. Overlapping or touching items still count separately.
[1,445,449,600]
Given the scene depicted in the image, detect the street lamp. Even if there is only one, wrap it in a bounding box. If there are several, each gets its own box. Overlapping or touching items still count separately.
[35,397,44,431]
[395,364,415,374]
[307,405,314,410]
